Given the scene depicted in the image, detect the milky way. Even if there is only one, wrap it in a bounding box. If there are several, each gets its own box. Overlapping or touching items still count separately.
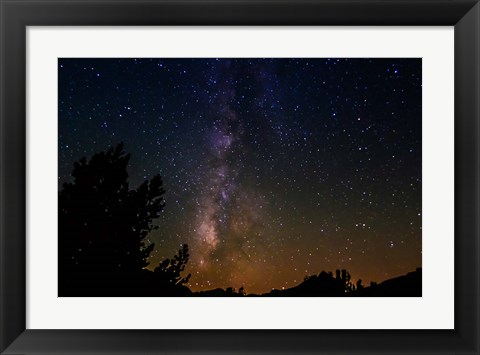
[59,58,422,294]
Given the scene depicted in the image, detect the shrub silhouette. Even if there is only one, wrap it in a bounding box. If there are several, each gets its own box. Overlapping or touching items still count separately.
[58,143,190,296]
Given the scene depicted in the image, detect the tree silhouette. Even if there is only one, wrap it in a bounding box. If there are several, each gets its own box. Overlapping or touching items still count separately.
[238,286,245,296]
[58,143,190,296]
[153,244,192,286]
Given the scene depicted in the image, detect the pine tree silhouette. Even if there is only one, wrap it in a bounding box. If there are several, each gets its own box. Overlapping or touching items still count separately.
[153,244,191,286]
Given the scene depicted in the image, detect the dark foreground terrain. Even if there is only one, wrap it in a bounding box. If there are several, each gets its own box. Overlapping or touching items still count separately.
[61,268,421,297]
[195,268,422,297]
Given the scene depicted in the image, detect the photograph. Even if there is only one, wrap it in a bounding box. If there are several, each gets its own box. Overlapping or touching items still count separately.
[58,58,422,297]
[2,0,479,352]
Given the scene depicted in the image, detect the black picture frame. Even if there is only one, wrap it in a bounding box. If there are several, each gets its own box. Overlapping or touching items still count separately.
[1,0,479,354]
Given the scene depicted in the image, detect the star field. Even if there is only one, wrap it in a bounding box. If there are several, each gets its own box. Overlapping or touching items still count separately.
[59,58,422,294]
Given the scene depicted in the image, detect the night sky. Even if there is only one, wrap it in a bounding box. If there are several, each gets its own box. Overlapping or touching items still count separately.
[59,58,422,294]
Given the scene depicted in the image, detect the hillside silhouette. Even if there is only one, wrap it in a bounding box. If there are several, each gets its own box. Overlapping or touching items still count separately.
[251,268,421,297]
[59,144,421,297]
[352,268,422,297]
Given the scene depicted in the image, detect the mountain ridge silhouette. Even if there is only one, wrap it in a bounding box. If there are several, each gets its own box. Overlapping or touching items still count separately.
[190,268,421,297]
